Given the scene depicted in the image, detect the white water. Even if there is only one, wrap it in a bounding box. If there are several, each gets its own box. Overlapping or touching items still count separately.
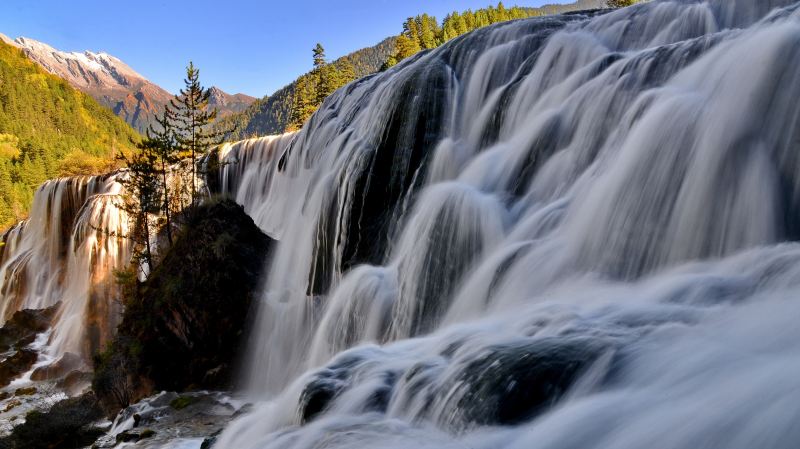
[213,1,800,448]
[0,174,130,360]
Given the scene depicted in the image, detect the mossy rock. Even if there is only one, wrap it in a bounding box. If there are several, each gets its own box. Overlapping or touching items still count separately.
[3,399,20,412]
[169,395,198,410]
[13,386,36,396]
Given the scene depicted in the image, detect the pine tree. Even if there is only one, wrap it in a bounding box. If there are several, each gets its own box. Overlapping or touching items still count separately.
[18,152,45,188]
[289,74,317,130]
[338,61,356,85]
[168,62,221,206]
[313,43,327,69]
[117,143,160,273]
[403,18,423,50]
[313,44,330,105]
[145,106,180,245]
[417,14,439,49]
[395,34,421,62]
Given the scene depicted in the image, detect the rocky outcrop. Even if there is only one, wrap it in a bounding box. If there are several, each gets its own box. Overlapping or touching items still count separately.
[0,306,56,353]
[0,305,60,387]
[94,198,273,410]
[0,349,37,386]
[0,392,105,448]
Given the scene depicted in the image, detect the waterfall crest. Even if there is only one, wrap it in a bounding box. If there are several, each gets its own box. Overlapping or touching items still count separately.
[214,1,800,448]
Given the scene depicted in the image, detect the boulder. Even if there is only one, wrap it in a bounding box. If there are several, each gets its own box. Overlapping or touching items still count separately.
[0,349,37,386]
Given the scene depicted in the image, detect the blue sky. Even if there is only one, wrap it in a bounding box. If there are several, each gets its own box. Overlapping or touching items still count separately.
[0,0,555,98]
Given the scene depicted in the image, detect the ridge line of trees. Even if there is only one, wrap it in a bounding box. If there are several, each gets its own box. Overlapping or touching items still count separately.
[234,1,616,134]
[385,2,544,68]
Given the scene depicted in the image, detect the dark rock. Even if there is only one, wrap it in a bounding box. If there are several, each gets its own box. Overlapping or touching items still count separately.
[115,431,140,443]
[201,429,223,449]
[115,428,156,443]
[445,337,611,427]
[299,377,342,423]
[298,352,375,423]
[93,198,273,410]
[141,198,272,393]
[0,305,58,352]
[0,392,104,448]
[0,349,37,386]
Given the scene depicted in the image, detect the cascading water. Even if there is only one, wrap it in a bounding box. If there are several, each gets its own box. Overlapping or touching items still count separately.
[213,0,800,447]
[0,174,130,362]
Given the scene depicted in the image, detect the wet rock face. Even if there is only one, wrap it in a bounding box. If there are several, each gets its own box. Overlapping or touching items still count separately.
[442,338,610,427]
[0,392,105,448]
[0,305,57,353]
[0,304,60,388]
[0,349,37,387]
[92,391,243,449]
[134,198,273,391]
[293,337,614,431]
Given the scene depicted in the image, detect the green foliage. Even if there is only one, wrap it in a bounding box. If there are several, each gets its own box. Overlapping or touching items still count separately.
[289,43,358,130]
[116,137,161,273]
[287,2,545,128]
[386,2,544,68]
[313,43,326,69]
[147,107,181,245]
[221,2,600,137]
[219,37,397,138]
[0,40,139,231]
[606,0,639,7]
[92,333,140,410]
[168,62,223,204]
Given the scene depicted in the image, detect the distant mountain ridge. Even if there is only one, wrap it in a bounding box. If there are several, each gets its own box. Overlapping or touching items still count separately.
[0,34,255,133]
[0,38,140,229]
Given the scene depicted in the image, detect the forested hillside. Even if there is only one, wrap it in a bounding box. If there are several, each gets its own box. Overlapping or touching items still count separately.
[220,1,605,139]
[0,40,139,230]
[220,37,396,139]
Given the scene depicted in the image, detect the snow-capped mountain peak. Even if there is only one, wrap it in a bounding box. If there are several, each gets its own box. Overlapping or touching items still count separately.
[2,35,255,133]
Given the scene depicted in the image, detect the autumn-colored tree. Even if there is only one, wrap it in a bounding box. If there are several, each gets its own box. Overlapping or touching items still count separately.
[607,0,638,7]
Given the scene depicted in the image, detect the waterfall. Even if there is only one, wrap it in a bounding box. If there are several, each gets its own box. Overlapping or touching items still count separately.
[0,174,131,361]
[214,0,800,448]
